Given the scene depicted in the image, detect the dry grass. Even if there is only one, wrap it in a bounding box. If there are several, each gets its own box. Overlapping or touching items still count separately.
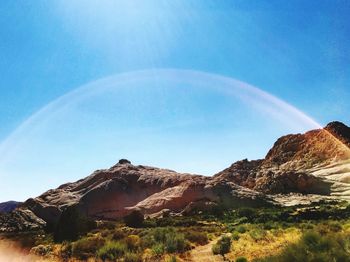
[227,227,301,261]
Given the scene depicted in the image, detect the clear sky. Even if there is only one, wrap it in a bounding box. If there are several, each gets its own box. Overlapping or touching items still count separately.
[0,0,350,201]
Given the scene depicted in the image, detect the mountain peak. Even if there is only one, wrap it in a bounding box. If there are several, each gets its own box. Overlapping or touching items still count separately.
[325,121,348,129]
[118,159,131,165]
[324,121,350,146]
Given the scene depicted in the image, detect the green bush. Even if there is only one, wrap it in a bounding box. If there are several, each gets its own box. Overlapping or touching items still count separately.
[212,235,231,257]
[236,225,247,234]
[262,221,276,230]
[96,241,127,260]
[153,227,170,242]
[165,232,190,253]
[231,231,240,241]
[151,243,165,256]
[71,235,105,259]
[143,227,190,254]
[141,233,156,248]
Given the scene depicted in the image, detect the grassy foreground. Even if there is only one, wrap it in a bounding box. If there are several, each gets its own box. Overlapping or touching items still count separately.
[2,200,350,261]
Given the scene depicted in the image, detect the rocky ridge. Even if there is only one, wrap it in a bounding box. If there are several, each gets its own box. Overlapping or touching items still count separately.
[215,121,350,197]
[2,121,350,232]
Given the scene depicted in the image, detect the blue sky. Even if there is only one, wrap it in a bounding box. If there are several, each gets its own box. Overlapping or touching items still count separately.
[0,1,350,200]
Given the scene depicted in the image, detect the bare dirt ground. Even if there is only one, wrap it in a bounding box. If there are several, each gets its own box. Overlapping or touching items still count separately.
[186,234,229,262]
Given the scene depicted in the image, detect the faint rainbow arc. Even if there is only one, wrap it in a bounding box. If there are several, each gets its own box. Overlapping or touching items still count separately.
[1,68,343,161]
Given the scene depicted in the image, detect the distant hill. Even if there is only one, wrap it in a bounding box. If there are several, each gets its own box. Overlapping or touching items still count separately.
[0,201,21,213]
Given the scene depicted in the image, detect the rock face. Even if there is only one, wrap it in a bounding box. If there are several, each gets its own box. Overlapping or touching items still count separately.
[2,121,350,232]
[17,162,271,227]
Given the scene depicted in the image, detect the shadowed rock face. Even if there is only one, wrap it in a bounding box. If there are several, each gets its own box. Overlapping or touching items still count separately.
[3,121,350,231]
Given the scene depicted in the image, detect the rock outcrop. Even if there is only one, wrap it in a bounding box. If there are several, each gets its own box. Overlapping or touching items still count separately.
[0,209,45,232]
[2,121,350,232]
[215,121,350,198]
[15,161,271,228]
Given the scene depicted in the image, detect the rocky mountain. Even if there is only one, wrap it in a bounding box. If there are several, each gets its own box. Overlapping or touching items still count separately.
[215,121,350,198]
[2,121,350,232]
[0,201,21,213]
[21,159,271,227]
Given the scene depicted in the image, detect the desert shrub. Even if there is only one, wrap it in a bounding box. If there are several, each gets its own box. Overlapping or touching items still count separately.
[173,217,197,227]
[299,222,314,230]
[153,227,170,242]
[151,243,165,256]
[262,221,277,230]
[231,231,240,241]
[155,216,198,227]
[71,235,105,259]
[166,255,178,262]
[212,235,232,257]
[124,251,142,262]
[328,221,342,232]
[237,207,256,219]
[124,210,144,228]
[257,230,350,262]
[236,257,248,262]
[254,212,279,223]
[143,219,157,228]
[185,230,208,245]
[236,225,247,234]
[54,205,96,242]
[165,232,190,253]
[125,235,141,251]
[144,227,190,254]
[141,233,156,248]
[249,228,267,241]
[97,241,127,260]
[112,228,126,240]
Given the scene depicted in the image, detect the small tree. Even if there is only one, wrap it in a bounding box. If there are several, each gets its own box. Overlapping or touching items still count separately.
[124,210,144,228]
[212,235,232,260]
[54,205,96,242]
